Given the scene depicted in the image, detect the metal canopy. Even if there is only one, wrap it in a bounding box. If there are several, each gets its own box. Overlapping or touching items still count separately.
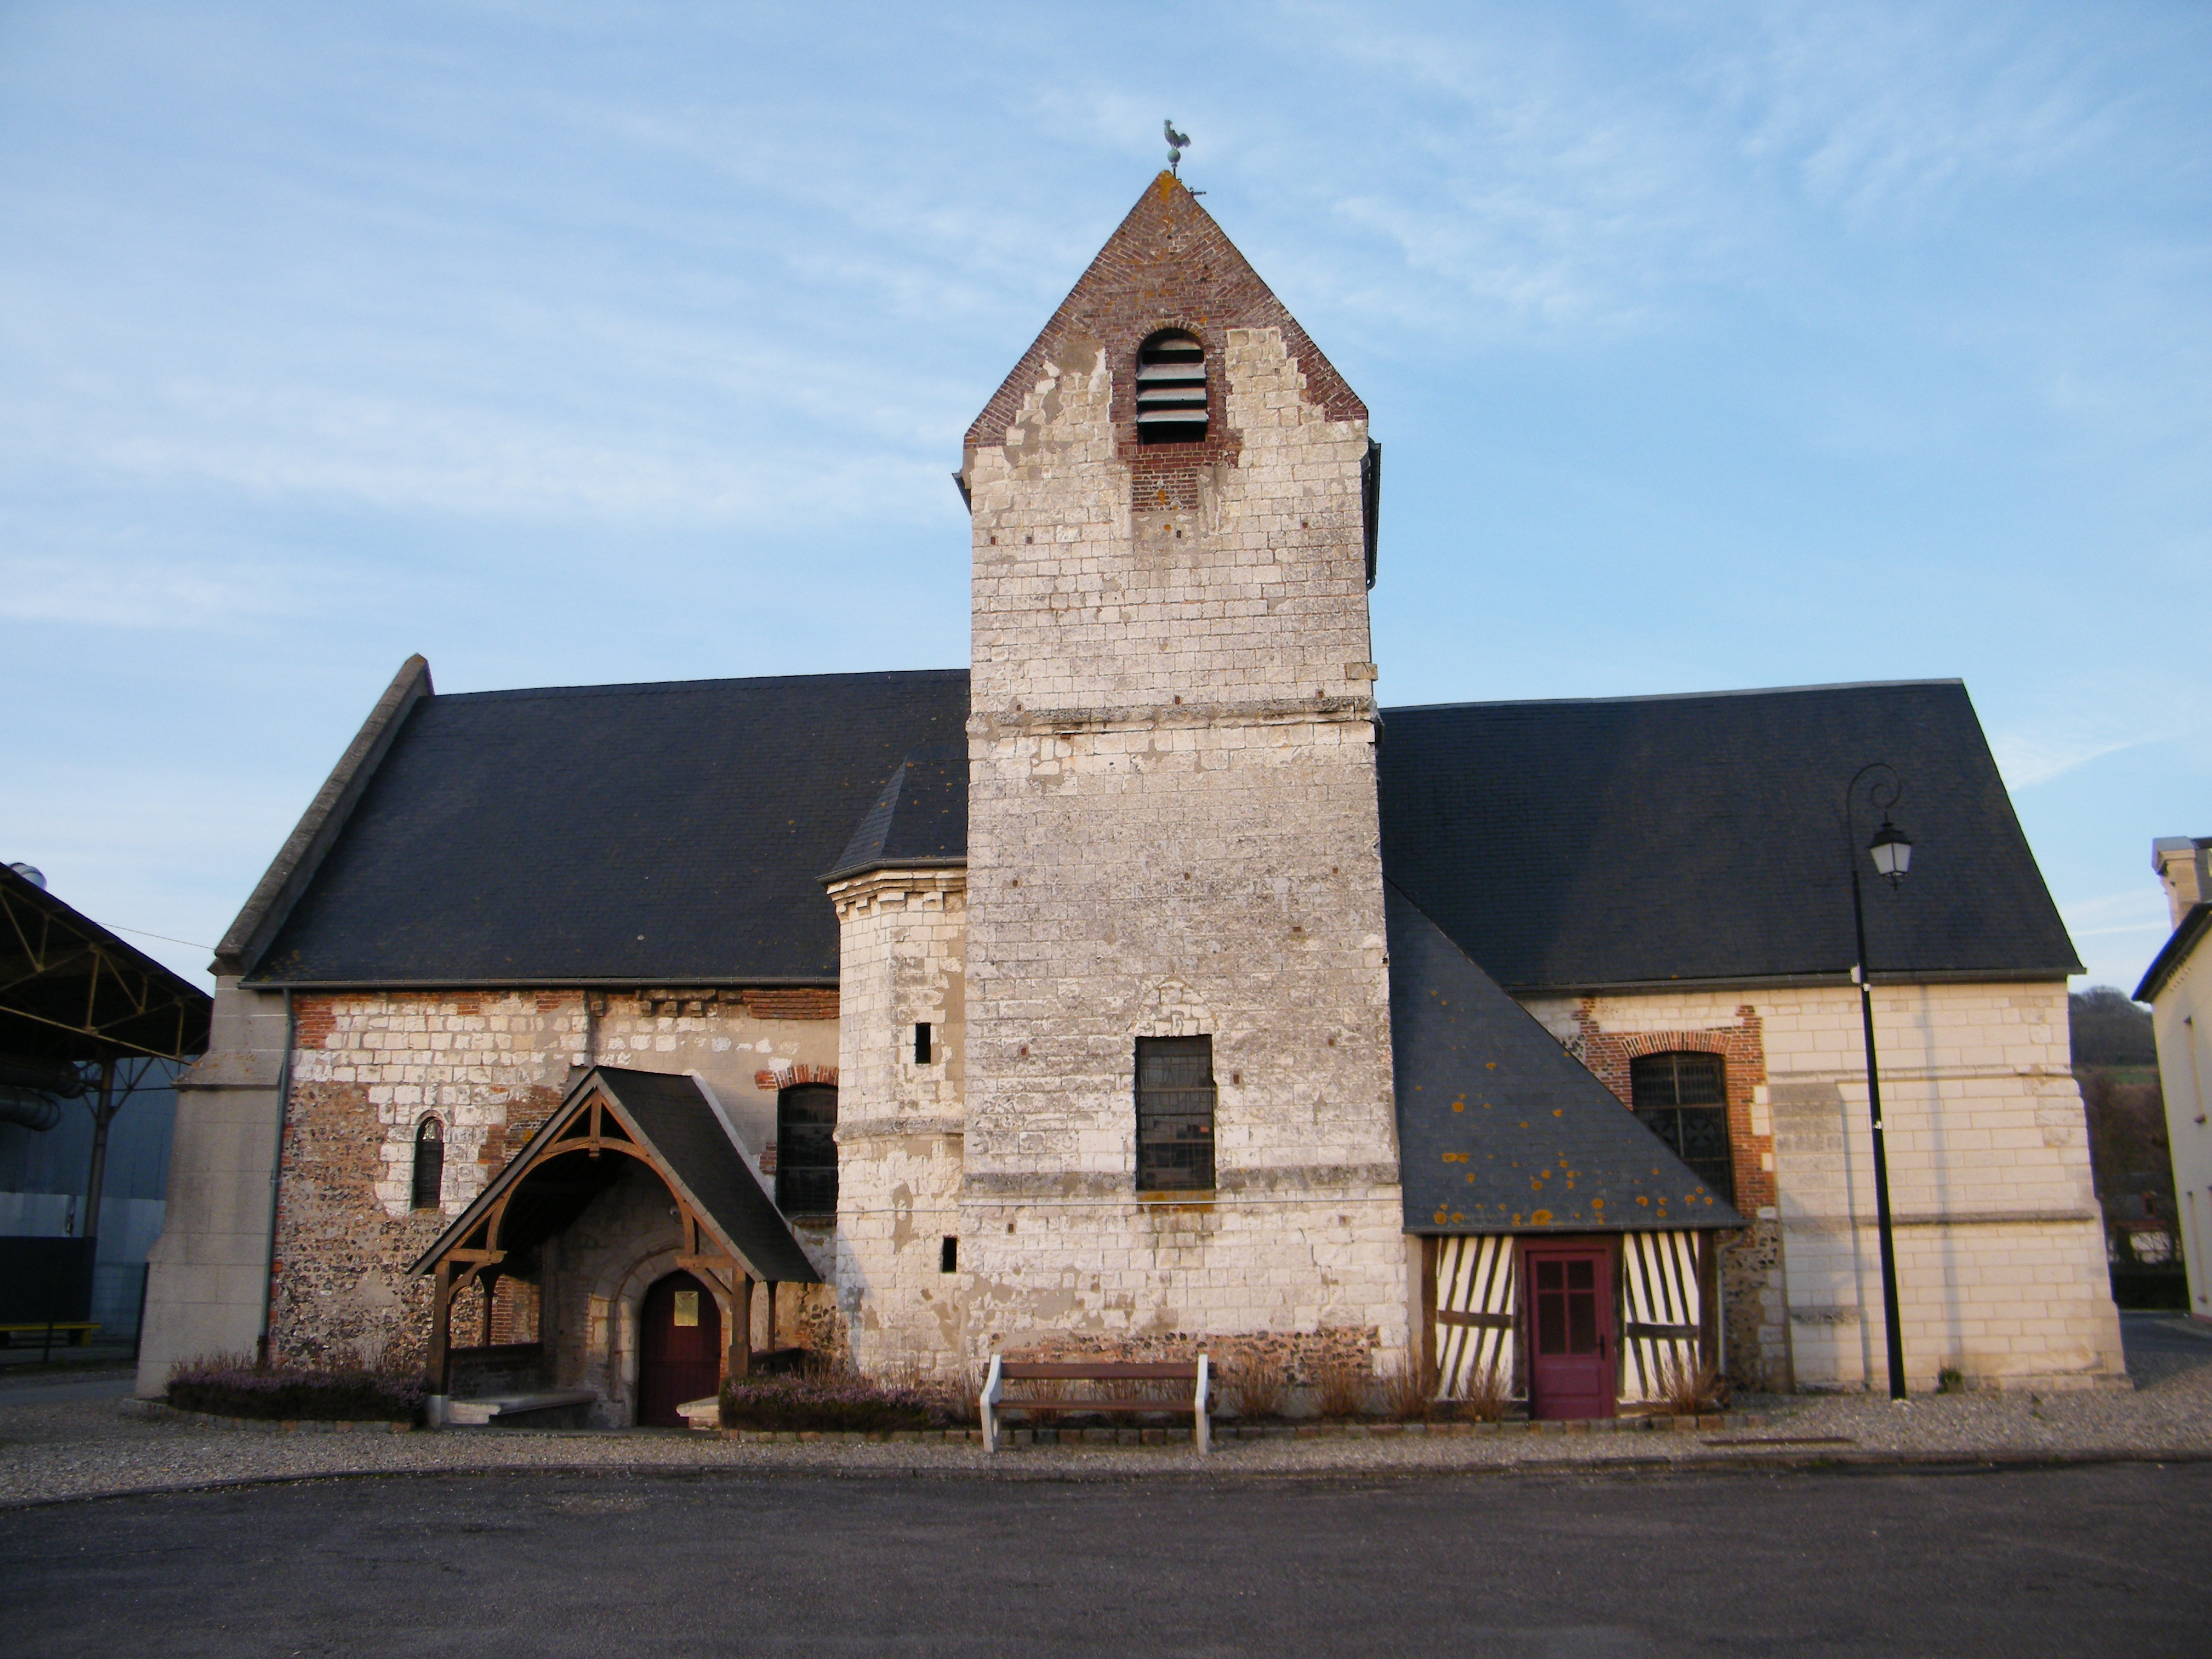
[0,866,211,1065]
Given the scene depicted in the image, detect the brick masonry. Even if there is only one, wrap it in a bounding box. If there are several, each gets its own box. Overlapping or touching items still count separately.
[1567,1002,1784,1388]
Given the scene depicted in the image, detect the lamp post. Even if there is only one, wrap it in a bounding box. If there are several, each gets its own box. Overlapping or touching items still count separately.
[1847,763,1913,1403]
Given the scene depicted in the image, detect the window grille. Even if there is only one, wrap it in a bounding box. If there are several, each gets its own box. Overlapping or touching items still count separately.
[410,1118,444,1212]
[775,1084,839,1217]
[1135,330,1208,443]
[1629,1052,1734,1204]
[1135,1035,1216,1191]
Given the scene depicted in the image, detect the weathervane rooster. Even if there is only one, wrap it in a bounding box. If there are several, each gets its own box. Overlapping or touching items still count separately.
[1165,119,1190,175]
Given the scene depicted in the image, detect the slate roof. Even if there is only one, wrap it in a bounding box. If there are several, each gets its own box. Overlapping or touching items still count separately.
[1386,884,1741,1236]
[244,669,969,987]
[411,1065,819,1284]
[2135,902,2211,1004]
[1377,680,2079,991]
[822,745,969,882]
[242,666,2074,999]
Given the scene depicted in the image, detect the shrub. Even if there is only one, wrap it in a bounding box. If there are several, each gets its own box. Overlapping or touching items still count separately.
[166,1355,426,1424]
[1376,1356,1431,1422]
[718,1370,968,1432]
[1456,1360,1510,1423]
[1225,1351,1290,1420]
[1315,1352,1372,1419]
[1652,1351,1725,1416]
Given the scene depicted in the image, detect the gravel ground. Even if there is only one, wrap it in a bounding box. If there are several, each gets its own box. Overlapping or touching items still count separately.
[5,1315,2207,1507]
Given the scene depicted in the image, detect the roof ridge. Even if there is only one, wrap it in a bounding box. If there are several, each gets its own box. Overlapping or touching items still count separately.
[433,666,970,705]
[1383,677,1966,716]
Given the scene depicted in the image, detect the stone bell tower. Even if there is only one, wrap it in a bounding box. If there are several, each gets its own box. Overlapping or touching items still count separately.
[954,172,1408,1370]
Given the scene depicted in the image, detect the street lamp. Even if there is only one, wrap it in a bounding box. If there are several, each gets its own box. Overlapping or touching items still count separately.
[1848,763,1913,1403]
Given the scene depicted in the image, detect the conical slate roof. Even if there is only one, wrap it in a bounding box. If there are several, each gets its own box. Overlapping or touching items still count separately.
[1387,882,1742,1235]
[822,745,968,882]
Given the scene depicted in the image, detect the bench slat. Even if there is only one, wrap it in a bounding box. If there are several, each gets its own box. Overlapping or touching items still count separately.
[999,1362,1196,1379]
[1002,1399,1191,1413]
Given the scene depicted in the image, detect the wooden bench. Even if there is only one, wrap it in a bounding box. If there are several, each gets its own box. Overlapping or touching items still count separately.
[0,1322,99,1348]
[980,1356,1210,1454]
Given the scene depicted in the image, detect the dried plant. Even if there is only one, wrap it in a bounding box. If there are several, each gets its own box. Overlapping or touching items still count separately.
[1378,1355,1432,1421]
[1227,1350,1290,1420]
[168,1355,426,1424]
[1315,1352,1372,1419]
[1016,1374,1067,1426]
[1458,1359,1510,1423]
[1652,1350,1724,1416]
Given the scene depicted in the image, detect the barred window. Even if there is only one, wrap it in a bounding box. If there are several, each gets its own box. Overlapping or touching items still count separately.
[775,1084,839,1218]
[410,1118,444,1212]
[1135,330,1208,443]
[1136,1035,1215,1191]
[1629,1052,1734,1204]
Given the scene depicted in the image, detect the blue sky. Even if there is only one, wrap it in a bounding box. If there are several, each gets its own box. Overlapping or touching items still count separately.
[2,1,2207,995]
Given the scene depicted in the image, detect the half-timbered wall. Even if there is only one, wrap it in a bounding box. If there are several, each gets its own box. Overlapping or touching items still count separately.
[1430,1234,1516,1400]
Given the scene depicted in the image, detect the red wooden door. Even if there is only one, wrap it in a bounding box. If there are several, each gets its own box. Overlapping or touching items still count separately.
[637,1271,722,1428]
[1524,1242,1616,1420]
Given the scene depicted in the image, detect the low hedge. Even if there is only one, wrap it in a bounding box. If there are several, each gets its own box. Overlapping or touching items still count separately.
[719,1372,969,1433]
[167,1361,426,1424]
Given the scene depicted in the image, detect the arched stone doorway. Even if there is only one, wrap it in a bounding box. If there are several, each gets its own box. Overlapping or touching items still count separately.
[637,1269,722,1428]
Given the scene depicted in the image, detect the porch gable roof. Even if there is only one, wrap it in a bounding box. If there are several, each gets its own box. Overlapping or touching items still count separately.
[1387,882,1743,1236]
[409,1065,820,1284]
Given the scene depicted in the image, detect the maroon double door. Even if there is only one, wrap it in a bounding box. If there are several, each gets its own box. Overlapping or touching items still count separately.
[1524,1241,1617,1420]
[637,1271,722,1429]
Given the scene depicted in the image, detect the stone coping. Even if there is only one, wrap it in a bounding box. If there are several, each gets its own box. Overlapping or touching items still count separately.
[118,1398,417,1435]
[114,1397,1763,1445]
[719,1412,1766,1446]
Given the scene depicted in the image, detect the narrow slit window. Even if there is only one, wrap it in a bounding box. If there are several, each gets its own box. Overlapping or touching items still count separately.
[914,1021,932,1065]
[1135,1034,1216,1191]
[410,1118,444,1212]
[940,1236,957,1273]
[1629,1052,1734,1204]
[1136,330,1208,443]
[774,1084,839,1217]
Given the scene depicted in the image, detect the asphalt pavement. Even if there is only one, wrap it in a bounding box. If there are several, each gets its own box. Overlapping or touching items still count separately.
[0,1366,135,1408]
[2,1460,2206,1657]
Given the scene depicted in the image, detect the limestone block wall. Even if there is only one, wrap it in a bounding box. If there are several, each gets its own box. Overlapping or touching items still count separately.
[827,868,970,1377]
[966,326,1379,716]
[1524,982,2123,1392]
[264,987,840,1369]
[959,307,1407,1367]
[2145,939,2212,1318]
[136,978,292,1395]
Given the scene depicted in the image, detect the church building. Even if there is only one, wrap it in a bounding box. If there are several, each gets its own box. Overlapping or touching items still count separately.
[138,173,2124,1423]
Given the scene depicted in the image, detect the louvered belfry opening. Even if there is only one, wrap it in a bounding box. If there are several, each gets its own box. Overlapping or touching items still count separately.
[1135,329,1208,443]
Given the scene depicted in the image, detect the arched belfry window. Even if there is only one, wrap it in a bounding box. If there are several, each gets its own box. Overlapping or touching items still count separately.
[411,1118,445,1212]
[1629,1053,1734,1204]
[1136,330,1208,443]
